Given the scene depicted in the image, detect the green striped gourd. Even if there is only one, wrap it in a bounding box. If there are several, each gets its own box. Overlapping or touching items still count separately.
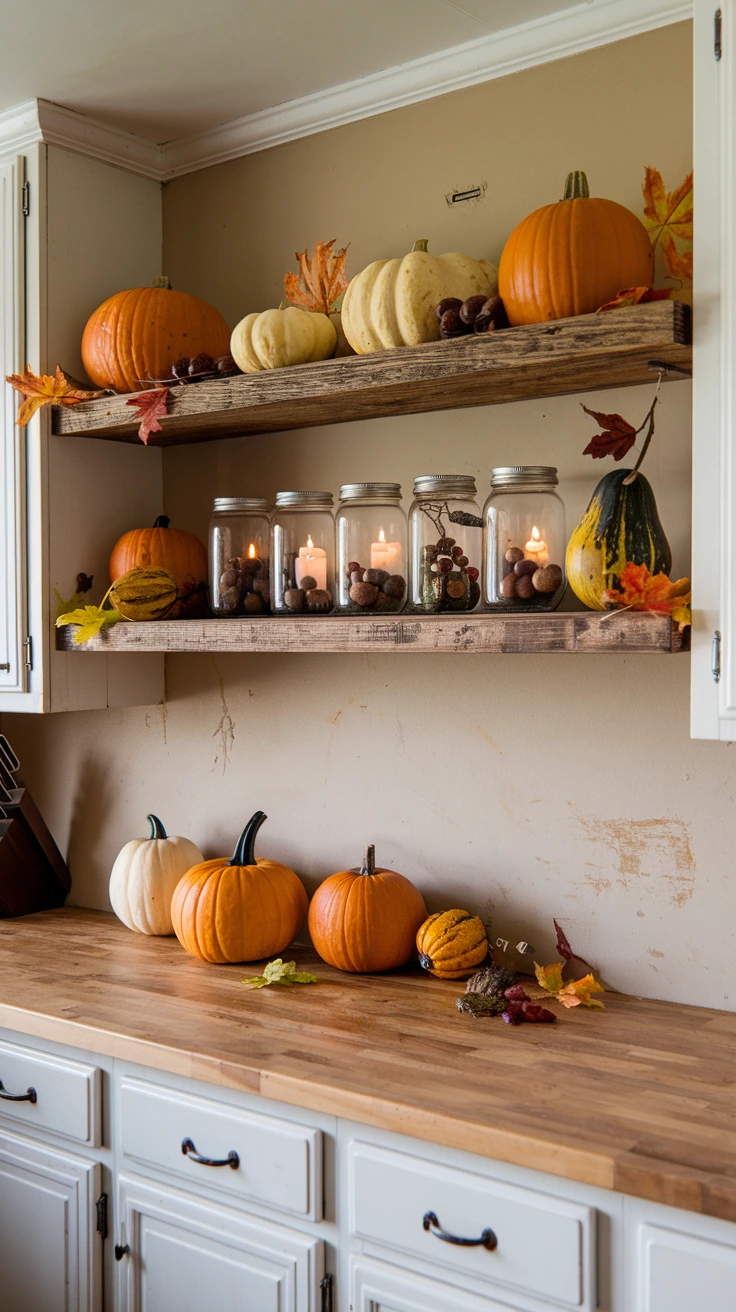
[565,469,672,610]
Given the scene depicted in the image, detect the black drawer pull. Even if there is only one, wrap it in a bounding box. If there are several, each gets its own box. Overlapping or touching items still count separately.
[0,1080,37,1104]
[114,1244,130,1262]
[181,1137,239,1169]
[423,1210,497,1251]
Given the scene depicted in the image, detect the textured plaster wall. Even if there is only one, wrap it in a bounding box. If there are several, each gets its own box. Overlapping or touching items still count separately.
[9,21,733,1009]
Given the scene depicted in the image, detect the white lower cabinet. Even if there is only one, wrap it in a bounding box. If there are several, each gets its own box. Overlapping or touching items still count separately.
[350,1254,517,1312]
[115,1174,324,1312]
[0,1127,101,1312]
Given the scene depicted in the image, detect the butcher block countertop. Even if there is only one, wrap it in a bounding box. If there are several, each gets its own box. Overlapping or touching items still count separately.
[1,909,735,1222]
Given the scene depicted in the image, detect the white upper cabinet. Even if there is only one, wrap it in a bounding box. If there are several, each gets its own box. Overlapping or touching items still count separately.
[0,156,26,696]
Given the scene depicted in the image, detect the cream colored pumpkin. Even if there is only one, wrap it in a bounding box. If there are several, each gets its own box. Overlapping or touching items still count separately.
[341,239,498,354]
[109,815,204,936]
[230,307,337,372]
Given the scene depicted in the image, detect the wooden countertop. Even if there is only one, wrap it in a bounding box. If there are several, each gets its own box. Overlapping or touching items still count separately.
[1,908,735,1222]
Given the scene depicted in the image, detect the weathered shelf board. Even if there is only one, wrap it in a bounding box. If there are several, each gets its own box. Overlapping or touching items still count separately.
[53,301,691,445]
[56,611,688,655]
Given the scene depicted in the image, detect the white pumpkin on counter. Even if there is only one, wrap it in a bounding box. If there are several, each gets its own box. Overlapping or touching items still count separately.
[230,306,337,372]
[109,814,204,936]
[341,238,498,354]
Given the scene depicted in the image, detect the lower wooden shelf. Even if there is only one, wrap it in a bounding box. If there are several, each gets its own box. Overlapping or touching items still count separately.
[55,611,688,655]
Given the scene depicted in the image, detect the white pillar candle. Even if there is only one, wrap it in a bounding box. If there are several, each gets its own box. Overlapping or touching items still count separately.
[295,536,327,589]
[524,525,549,567]
[370,528,402,574]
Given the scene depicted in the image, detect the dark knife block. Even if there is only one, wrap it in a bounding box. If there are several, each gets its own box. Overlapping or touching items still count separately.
[0,790,70,918]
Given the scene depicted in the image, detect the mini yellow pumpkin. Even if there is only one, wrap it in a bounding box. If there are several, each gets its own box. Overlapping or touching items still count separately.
[230,307,337,372]
[416,909,489,980]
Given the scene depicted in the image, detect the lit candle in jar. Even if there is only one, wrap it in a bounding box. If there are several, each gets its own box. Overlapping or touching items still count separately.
[524,525,549,566]
[248,543,256,560]
[370,528,402,574]
[295,535,327,589]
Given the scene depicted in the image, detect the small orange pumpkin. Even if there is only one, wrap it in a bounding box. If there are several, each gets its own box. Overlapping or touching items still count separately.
[308,844,427,973]
[110,515,207,607]
[81,276,230,393]
[498,171,653,326]
[171,812,308,964]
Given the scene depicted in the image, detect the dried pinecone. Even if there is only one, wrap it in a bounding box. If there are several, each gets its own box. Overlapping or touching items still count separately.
[465,964,517,997]
[448,511,484,529]
[456,993,508,1019]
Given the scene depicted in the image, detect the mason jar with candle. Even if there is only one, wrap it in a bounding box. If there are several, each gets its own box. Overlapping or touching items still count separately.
[408,475,482,613]
[271,492,335,615]
[482,467,566,610]
[335,483,408,613]
[209,497,271,616]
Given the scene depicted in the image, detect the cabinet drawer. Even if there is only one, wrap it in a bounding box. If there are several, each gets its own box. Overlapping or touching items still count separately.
[0,1038,101,1146]
[637,1222,736,1312]
[351,1255,516,1312]
[119,1075,322,1220]
[349,1142,595,1310]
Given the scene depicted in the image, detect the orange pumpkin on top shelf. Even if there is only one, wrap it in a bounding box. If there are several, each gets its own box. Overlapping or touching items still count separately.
[308,844,427,973]
[110,515,208,619]
[498,171,654,326]
[81,276,231,393]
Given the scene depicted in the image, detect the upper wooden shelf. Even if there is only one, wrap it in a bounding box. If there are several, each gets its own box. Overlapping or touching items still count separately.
[53,301,691,446]
[56,611,688,655]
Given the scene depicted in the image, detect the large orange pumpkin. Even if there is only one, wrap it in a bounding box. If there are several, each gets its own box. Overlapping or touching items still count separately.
[81,276,231,393]
[308,844,427,973]
[110,516,207,591]
[498,171,653,326]
[171,812,308,964]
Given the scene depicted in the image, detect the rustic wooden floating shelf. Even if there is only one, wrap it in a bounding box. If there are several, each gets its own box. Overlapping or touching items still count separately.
[56,612,688,655]
[53,301,691,446]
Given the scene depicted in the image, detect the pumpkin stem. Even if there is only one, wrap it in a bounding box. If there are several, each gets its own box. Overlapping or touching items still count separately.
[230,811,267,867]
[418,954,433,972]
[562,171,590,201]
[360,844,376,877]
[147,814,167,840]
[154,276,172,289]
[153,515,171,529]
[412,239,430,253]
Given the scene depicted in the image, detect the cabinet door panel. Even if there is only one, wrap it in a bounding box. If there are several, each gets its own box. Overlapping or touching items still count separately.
[0,155,25,694]
[0,1128,100,1312]
[351,1256,515,1312]
[638,1222,736,1312]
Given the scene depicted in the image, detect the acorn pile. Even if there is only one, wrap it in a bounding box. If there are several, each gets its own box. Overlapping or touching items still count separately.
[345,562,406,611]
[217,552,270,615]
[420,535,480,612]
[500,546,563,604]
[436,295,509,339]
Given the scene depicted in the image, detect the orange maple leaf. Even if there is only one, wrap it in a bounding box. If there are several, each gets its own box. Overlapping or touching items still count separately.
[597,286,673,312]
[642,166,693,284]
[534,962,605,1010]
[603,562,691,624]
[6,365,100,427]
[284,239,349,314]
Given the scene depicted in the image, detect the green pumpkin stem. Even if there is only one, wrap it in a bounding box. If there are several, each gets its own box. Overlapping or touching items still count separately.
[563,171,590,201]
[360,844,376,877]
[230,811,267,867]
[147,814,167,840]
[154,276,172,290]
[153,515,171,529]
[412,239,429,253]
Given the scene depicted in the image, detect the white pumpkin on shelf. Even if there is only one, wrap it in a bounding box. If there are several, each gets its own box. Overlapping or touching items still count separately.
[230,306,337,372]
[109,814,203,936]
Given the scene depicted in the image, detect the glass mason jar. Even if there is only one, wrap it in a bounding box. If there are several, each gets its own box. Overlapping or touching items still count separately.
[209,497,271,617]
[336,483,408,613]
[408,475,482,613]
[483,467,566,610]
[271,492,335,615]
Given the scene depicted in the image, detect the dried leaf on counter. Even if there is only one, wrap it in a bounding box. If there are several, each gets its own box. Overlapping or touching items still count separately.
[554,919,597,981]
[284,239,349,314]
[242,958,319,989]
[126,386,171,444]
[597,286,673,311]
[643,166,693,283]
[581,405,637,462]
[55,604,123,644]
[6,365,102,426]
[603,562,691,628]
[556,974,605,1009]
[534,961,565,994]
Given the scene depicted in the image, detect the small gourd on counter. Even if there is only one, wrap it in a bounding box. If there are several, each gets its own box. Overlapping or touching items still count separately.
[498,171,654,325]
[171,811,308,964]
[565,468,672,610]
[230,307,337,372]
[308,844,427,973]
[416,909,489,980]
[109,815,204,936]
[341,240,498,353]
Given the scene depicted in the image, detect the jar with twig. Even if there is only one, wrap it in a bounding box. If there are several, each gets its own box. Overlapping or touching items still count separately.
[408,476,482,613]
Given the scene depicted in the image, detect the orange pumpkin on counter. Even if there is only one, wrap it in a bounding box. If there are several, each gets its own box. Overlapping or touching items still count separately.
[308,844,427,973]
[81,276,230,393]
[498,171,653,325]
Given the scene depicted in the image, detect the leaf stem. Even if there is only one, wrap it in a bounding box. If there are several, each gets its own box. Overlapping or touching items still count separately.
[622,372,663,485]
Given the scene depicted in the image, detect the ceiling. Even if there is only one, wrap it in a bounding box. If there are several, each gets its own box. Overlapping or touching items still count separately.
[0,0,589,143]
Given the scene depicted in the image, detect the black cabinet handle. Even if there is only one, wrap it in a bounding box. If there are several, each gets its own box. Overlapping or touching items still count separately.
[114,1244,129,1262]
[423,1210,497,1251]
[0,1080,37,1104]
[181,1137,239,1169]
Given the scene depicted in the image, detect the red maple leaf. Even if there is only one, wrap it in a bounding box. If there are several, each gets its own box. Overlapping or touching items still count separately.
[126,386,170,445]
[581,405,637,461]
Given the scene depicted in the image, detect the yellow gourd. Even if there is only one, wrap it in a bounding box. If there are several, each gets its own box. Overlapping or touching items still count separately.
[341,239,497,354]
[416,909,489,980]
[230,307,337,372]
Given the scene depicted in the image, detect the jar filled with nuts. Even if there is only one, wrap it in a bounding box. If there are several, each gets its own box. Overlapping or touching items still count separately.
[209,497,271,617]
[271,492,335,615]
[483,467,566,611]
[336,483,408,613]
[408,475,482,612]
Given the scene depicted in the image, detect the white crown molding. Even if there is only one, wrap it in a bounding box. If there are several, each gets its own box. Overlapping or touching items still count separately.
[0,0,691,182]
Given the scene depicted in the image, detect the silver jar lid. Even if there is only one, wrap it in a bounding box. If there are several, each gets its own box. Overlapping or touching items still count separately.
[413,474,477,497]
[275,490,334,508]
[490,466,558,487]
[339,482,402,501]
[213,496,269,512]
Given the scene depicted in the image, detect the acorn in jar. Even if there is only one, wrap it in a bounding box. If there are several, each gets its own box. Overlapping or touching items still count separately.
[483,468,566,611]
[408,476,482,613]
[336,484,408,613]
[209,497,271,617]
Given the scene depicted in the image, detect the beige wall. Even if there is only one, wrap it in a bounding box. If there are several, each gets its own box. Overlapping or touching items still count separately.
[11,21,732,1009]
